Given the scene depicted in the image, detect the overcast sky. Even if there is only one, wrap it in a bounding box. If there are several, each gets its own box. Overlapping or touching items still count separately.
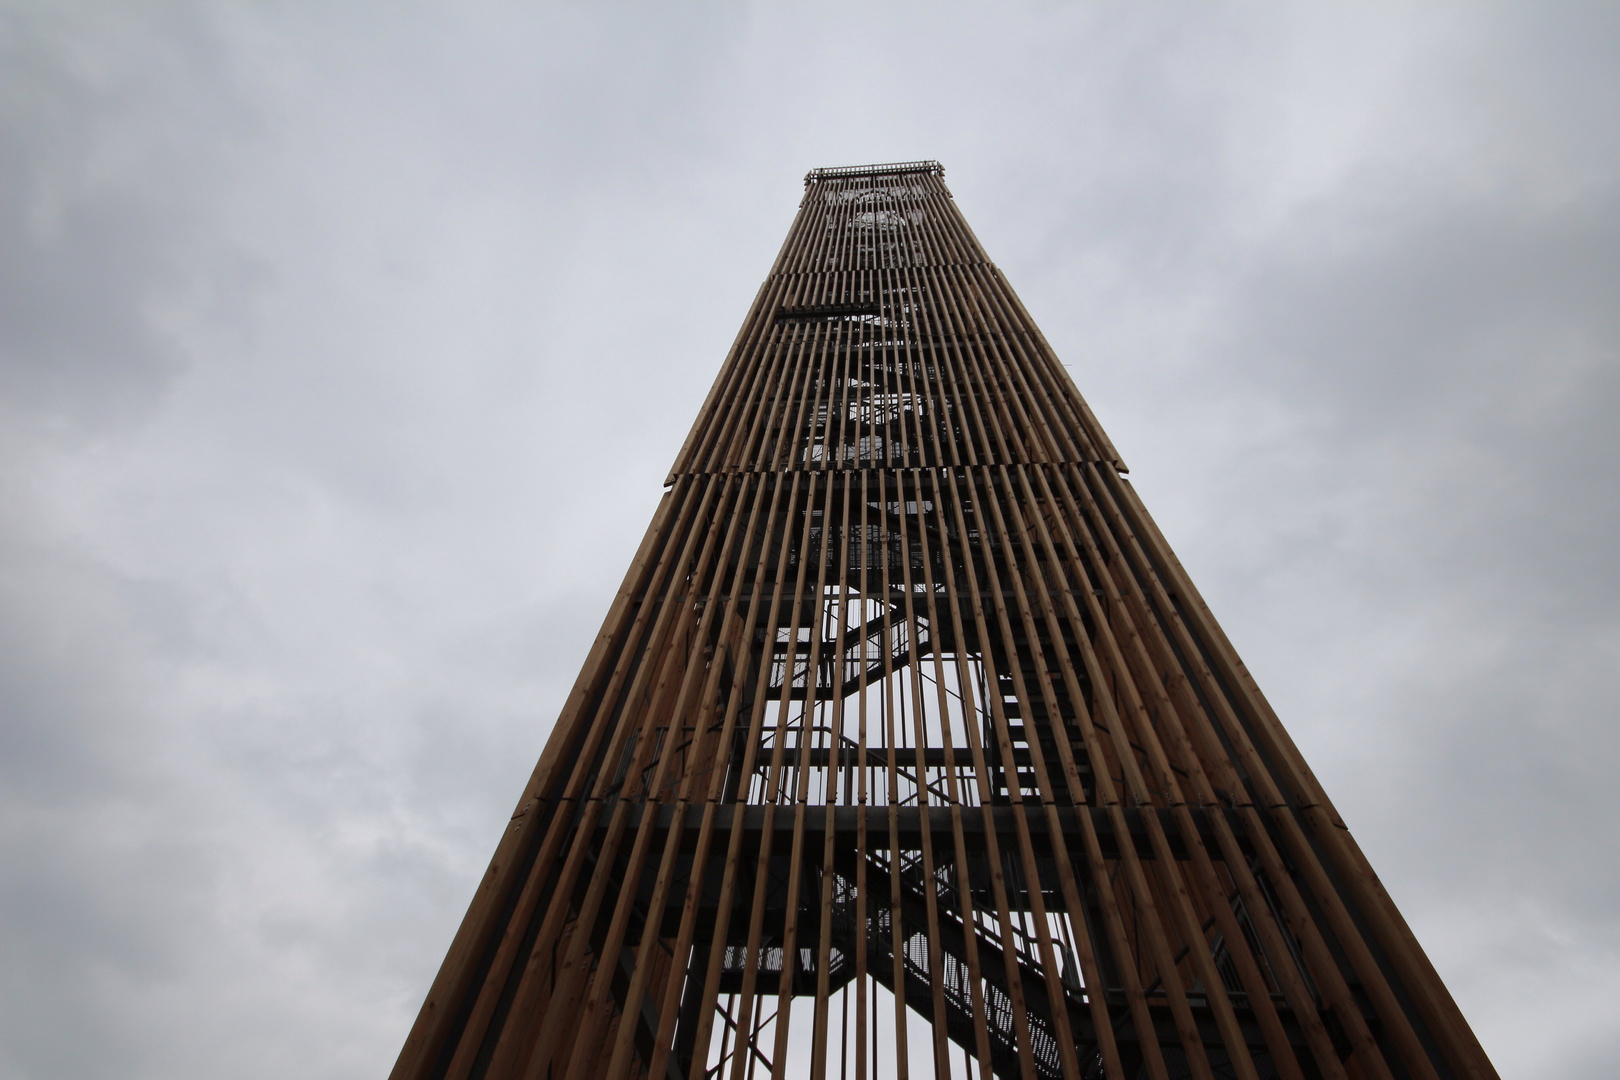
[1,4,1615,1079]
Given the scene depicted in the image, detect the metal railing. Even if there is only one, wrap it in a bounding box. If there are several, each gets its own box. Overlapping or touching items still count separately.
[805,160,945,183]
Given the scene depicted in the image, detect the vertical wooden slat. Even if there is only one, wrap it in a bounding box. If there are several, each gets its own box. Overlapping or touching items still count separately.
[680,474,800,1080]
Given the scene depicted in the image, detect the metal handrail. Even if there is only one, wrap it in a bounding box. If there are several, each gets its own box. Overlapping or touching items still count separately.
[804,160,944,183]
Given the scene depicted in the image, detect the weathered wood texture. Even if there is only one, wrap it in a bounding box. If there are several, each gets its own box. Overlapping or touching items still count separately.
[389,162,1496,1080]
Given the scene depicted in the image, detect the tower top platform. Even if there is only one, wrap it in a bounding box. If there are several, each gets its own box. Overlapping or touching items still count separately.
[804,159,944,183]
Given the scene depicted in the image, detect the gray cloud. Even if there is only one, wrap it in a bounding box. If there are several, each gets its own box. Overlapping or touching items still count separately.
[0,4,1614,1079]
[0,7,254,433]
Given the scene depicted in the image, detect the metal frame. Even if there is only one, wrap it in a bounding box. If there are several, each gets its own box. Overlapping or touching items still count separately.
[389,163,1497,1080]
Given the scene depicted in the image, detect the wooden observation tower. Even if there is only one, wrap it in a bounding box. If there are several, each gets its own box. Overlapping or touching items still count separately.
[389,161,1496,1080]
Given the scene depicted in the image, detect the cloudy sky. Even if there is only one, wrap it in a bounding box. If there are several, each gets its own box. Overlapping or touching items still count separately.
[1,4,1616,1078]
